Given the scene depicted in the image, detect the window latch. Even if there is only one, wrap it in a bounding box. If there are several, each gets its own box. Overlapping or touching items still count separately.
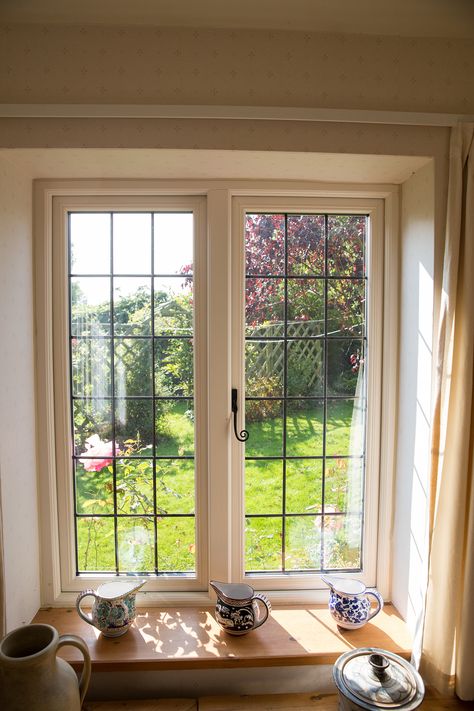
[232,388,249,443]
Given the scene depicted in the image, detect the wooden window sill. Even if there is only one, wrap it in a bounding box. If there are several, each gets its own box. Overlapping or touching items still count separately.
[33,603,411,672]
[82,692,472,711]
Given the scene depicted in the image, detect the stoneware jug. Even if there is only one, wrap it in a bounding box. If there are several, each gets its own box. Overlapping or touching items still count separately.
[76,579,145,637]
[0,623,91,711]
[210,580,271,635]
[322,575,383,629]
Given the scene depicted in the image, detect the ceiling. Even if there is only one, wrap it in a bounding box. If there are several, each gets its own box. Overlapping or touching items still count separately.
[1,0,474,38]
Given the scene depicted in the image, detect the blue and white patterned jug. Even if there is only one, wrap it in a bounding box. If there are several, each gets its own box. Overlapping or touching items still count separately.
[322,575,383,629]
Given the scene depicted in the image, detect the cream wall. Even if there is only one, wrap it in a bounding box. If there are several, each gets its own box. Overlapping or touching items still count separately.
[394,162,435,635]
[0,24,473,113]
[0,156,41,631]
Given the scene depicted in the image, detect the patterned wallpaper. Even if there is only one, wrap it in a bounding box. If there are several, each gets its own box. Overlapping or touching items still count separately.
[0,117,450,155]
[0,22,452,273]
[0,24,473,113]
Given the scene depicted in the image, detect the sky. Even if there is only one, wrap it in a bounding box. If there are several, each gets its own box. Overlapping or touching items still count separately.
[70,211,193,304]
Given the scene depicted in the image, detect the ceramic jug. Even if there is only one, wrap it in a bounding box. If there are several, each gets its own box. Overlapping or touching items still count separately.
[0,623,91,711]
[322,575,383,629]
[210,580,271,635]
[76,579,145,637]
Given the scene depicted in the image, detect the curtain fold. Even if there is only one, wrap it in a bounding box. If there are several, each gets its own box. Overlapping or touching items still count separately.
[420,123,474,700]
[0,462,5,639]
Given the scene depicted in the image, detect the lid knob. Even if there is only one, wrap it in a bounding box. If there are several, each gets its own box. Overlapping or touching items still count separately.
[369,653,390,680]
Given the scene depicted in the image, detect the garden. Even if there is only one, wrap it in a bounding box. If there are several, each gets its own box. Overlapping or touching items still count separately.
[71,212,366,575]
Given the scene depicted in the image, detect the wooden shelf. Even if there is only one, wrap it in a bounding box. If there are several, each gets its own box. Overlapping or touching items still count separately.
[84,702,196,711]
[82,691,471,711]
[198,692,471,711]
[33,604,411,672]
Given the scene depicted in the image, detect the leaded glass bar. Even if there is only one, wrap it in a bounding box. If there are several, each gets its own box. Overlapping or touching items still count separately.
[244,213,367,574]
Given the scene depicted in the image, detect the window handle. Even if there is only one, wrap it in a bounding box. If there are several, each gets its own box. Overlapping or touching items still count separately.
[232,388,249,443]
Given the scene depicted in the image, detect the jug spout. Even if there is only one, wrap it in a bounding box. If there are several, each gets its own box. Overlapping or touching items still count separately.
[321,575,338,590]
[210,580,254,605]
[209,580,223,597]
[97,579,146,601]
[321,575,366,596]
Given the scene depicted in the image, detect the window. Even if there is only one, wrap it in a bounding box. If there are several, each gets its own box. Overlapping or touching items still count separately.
[36,182,395,605]
[69,210,197,577]
[242,212,367,575]
[231,196,385,593]
[48,194,208,596]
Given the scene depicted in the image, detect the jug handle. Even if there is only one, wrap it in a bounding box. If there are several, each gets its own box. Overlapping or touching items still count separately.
[366,589,384,621]
[76,589,98,627]
[253,593,272,630]
[57,633,91,705]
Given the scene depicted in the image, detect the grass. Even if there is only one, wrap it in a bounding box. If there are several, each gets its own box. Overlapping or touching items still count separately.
[76,400,362,574]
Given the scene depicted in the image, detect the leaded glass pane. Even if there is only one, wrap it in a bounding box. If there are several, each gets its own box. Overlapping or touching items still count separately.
[69,210,197,575]
[244,212,367,574]
[154,213,193,275]
[113,213,151,274]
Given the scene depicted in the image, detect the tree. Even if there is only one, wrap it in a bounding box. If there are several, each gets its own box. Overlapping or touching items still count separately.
[72,283,194,451]
[244,214,366,419]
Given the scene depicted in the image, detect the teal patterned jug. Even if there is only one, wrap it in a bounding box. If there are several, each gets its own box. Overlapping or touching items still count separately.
[76,579,146,637]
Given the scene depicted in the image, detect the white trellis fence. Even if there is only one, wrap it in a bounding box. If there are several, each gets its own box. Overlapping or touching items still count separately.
[246,320,324,391]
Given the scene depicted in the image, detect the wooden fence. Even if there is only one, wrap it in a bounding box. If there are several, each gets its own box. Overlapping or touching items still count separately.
[246,321,323,391]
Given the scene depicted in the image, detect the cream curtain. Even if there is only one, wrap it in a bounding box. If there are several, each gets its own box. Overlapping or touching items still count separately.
[0,463,5,639]
[420,123,474,700]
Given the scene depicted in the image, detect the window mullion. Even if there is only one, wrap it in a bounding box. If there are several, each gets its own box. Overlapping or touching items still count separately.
[208,189,234,583]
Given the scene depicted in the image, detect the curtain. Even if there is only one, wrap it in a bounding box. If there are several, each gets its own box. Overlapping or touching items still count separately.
[0,463,5,639]
[420,123,474,700]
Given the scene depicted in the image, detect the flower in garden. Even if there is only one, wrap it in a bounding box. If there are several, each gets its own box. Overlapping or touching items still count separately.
[79,434,117,472]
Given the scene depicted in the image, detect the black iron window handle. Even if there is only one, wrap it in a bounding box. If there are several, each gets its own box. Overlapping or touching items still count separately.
[231,388,249,442]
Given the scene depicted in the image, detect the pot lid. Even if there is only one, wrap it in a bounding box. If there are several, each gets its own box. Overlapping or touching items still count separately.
[334,648,425,711]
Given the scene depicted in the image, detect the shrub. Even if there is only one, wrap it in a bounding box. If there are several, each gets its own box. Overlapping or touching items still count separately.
[246,374,282,422]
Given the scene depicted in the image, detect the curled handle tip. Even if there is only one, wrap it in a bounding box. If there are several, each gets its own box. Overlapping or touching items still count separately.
[366,590,384,621]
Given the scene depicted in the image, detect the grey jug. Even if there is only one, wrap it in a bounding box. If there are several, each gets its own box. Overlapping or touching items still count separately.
[0,623,91,711]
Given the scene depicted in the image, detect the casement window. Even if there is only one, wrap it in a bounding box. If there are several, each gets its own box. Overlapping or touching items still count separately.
[64,202,206,585]
[230,197,386,594]
[36,182,396,605]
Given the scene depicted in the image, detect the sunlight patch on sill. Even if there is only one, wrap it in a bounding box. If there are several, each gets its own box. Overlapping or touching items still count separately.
[33,604,411,671]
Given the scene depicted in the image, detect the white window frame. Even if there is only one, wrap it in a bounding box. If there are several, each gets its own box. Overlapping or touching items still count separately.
[231,196,383,593]
[34,180,398,606]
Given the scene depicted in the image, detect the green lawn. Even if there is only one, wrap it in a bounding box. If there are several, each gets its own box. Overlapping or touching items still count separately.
[76,400,362,574]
